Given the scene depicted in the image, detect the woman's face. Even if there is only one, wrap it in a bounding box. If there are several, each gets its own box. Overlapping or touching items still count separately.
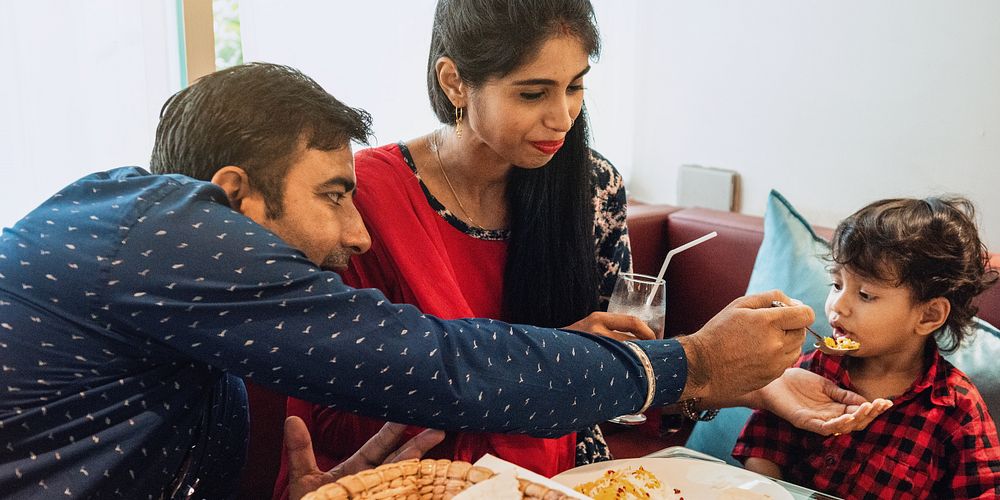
[464,34,590,168]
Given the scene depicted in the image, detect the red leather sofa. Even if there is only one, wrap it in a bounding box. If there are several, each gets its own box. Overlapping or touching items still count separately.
[628,204,1000,338]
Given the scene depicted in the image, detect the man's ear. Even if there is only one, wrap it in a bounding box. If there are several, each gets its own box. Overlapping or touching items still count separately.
[210,166,253,212]
[435,56,466,108]
[915,297,951,336]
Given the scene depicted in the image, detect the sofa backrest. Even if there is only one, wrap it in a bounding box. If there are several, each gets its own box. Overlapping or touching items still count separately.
[626,203,683,281]
[627,205,1000,337]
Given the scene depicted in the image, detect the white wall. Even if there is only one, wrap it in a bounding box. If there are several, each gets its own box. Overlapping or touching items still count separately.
[8,1,997,249]
[0,1,181,227]
[241,1,1000,247]
[239,0,440,145]
[628,1,1000,248]
[588,0,640,180]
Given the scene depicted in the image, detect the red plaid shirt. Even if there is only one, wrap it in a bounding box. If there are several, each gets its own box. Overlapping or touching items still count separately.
[734,346,1000,499]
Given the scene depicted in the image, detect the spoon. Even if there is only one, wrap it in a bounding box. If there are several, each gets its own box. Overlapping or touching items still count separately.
[770,301,859,355]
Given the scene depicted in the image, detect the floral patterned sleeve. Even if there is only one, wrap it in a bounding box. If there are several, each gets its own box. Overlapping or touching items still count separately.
[577,150,632,466]
[590,150,632,309]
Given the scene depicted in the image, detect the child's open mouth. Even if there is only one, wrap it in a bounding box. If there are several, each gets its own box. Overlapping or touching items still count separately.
[829,325,861,350]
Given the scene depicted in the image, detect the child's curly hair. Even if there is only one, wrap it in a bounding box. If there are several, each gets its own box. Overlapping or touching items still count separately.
[830,197,998,352]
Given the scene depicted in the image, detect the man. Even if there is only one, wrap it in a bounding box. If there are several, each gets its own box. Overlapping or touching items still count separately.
[0,63,884,499]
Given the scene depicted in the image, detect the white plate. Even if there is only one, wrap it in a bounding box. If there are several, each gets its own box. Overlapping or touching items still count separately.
[552,457,793,500]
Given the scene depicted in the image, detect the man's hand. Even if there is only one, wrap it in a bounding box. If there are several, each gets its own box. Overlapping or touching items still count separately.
[678,290,812,403]
[753,368,892,436]
[284,416,445,500]
[564,311,658,340]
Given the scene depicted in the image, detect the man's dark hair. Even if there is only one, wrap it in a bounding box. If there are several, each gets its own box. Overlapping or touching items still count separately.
[830,197,998,352]
[150,63,372,218]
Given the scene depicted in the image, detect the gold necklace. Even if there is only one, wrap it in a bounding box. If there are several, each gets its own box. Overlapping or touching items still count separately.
[427,130,484,229]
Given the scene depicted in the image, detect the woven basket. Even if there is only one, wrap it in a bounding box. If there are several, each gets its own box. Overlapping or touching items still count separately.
[301,458,572,500]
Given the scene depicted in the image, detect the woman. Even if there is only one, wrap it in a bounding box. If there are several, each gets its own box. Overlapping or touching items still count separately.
[275,0,630,493]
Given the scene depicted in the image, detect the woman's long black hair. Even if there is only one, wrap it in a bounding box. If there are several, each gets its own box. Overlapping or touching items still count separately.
[504,108,600,327]
[427,0,603,327]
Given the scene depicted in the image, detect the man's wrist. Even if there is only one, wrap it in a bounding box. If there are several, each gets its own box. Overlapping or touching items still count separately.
[727,387,765,409]
[676,334,710,401]
[629,338,688,408]
[675,334,774,410]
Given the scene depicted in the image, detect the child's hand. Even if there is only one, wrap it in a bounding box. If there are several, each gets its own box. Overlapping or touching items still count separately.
[756,367,893,436]
[818,397,894,435]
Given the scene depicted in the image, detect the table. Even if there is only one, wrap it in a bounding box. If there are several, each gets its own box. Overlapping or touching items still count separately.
[643,446,842,500]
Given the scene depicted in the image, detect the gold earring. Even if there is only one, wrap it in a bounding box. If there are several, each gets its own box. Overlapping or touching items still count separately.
[454,107,464,139]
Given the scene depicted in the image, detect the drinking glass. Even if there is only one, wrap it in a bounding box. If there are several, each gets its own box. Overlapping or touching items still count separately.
[606,272,666,425]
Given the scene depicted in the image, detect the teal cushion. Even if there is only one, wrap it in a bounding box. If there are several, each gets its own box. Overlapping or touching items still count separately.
[746,190,833,345]
[684,190,1000,463]
[686,189,827,465]
[683,406,753,466]
[943,317,1000,428]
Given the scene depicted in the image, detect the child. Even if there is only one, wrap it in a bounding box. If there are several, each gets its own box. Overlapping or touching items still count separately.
[734,197,1000,499]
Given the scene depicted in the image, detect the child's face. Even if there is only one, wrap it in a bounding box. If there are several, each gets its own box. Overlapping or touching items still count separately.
[825,266,928,358]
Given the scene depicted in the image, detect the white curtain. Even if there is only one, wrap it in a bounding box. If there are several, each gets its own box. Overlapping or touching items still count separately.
[0,1,182,227]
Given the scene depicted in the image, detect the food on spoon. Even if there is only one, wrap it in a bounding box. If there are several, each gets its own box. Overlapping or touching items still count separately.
[574,466,665,500]
[823,336,860,350]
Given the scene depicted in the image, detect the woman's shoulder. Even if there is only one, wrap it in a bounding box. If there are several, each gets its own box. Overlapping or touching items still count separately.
[354,143,416,180]
[587,149,622,184]
[588,149,625,208]
[355,143,405,169]
[588,149,624,193]
[351,143,422,204]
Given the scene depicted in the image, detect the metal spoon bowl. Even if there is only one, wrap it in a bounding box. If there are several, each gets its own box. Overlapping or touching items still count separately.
[770,301,859,356]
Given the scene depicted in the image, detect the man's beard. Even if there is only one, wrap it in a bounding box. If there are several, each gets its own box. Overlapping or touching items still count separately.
[320,250,352,271]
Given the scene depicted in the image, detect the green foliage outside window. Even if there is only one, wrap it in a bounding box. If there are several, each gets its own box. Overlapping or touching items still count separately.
[214,0,242,70]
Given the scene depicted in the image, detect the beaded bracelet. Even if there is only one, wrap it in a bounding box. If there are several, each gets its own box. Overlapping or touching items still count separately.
[679,397,720,421]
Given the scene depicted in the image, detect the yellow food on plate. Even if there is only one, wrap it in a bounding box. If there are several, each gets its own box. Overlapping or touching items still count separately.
[574,466,664,500]
[824,336,860,350]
